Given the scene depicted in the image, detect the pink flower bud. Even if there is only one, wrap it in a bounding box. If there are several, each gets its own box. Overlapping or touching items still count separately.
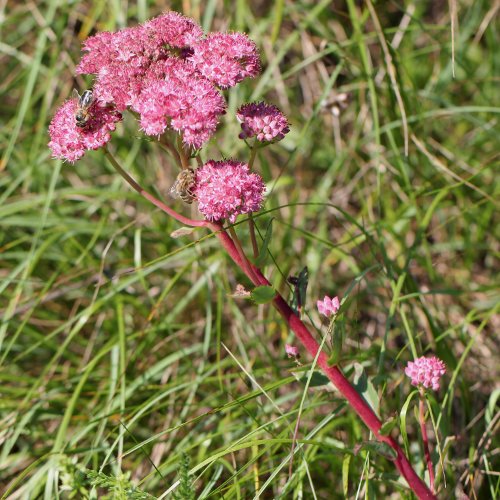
[285,344,300,358]
[317,295,340,317]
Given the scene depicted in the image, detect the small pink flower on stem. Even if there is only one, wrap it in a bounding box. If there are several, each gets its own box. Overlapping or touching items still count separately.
[48,99,122,163]
[194,160,265,223]
[285,344,299,358]
[237,102,289,143]
[317,295,340,318]
[405,356,446,391]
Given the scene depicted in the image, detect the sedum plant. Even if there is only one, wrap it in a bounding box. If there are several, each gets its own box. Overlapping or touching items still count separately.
[48,11,441,499]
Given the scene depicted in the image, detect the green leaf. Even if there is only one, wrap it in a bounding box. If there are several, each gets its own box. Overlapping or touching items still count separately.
[379,416,398,436]
[353,363,380,417]
[354,440,398,460]
[289,266,309,314]
[299,370,330,387]
[254,217,274,267]
[328,316,345,365]
[342,454,350,497]
[251,285,276,304]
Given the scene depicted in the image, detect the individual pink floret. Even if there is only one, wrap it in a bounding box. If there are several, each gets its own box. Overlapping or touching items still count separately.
[131,59,226,148]
[285,344,300,358]
[237,102,289,143]
[143,11,203,49]
[48,99,122,163]
[189,32,261,88]
[194,160,265,223]
[317,295,340,317]
[405,356,446,391]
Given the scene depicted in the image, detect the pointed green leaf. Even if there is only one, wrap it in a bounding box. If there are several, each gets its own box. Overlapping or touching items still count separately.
[379,416,398,436]
[353,363,380,417]
[251,285,276,304]
[355,440,398,460]
[254,218,274,267]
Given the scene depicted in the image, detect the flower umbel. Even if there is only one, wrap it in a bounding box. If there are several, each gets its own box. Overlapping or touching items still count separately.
[405,356,446,391]
[48,99,122,163]
[317,295,340,317]
[194,160,265,223]
[237,102,289,143]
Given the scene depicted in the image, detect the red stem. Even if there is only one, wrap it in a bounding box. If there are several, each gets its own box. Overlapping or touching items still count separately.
[107,153,435,498]
[210,222,435,500]
[419,393,435,493]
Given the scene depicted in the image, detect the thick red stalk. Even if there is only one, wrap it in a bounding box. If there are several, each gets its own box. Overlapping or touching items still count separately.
[211,222,435,500]
[106,155,434,498]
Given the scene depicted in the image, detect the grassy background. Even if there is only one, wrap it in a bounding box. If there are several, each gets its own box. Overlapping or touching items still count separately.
[1,0,499,498]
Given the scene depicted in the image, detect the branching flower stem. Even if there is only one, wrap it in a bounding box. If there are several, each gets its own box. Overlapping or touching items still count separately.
[104,148,206,228]
[105,149,435,500]
[419,390,435,493]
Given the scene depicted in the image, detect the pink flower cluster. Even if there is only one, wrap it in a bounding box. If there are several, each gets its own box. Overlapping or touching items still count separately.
[189,33,261,89]
[49,12,261,161]
[48,100,122,162]
[194,160,265,223]
[405,356,446,391]
[237,102,289,143]
[317,295,340,317]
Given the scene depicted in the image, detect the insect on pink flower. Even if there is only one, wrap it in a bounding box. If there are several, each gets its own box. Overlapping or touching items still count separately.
[405,356,446,391]
[194,160,265,223]
[48,99,122,163]
[237,102,289,143]
[317,295,340,318]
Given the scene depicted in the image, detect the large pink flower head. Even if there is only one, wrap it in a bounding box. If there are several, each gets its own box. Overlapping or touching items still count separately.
[237,102,289,143]
[194,160,265,223]
[76,13,204,110]
[189,32,261,88]
[48,99,122,163]
[405,356,446,391]
[317,295,340,317]
[130,59,226,147]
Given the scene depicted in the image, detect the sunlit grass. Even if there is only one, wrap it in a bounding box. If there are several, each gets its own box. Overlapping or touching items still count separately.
[1,1,498,498]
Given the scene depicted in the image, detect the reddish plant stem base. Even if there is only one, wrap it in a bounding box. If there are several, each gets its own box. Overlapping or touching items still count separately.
[211,223,436,500]
[419,393,435,494]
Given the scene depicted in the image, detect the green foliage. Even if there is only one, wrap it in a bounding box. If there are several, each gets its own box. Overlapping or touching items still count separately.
[86,471,155,499]
[250,285,276,304]
[173,453,195,500]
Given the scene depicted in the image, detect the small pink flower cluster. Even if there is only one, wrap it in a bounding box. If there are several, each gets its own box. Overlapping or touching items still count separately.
[48,12,261,161]
[194,160,265,223]
[237,102,289,143]
[317,295,340,317]
[48,100,121,163]
[189,32,260,89]
[405,356,446,391]
[285,344,299,358]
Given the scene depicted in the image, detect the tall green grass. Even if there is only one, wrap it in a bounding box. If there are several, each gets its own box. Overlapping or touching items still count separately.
[1,1,498,498]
